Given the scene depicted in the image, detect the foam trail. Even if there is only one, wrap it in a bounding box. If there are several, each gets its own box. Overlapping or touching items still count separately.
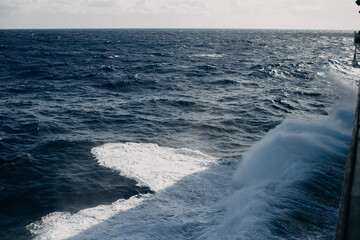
[27,194,148,240]
[27,143,230,240]
[201,103,355,239]
[91,142,216,191]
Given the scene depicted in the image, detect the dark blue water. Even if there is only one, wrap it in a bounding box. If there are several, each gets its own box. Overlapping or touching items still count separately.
[0,29,357,239]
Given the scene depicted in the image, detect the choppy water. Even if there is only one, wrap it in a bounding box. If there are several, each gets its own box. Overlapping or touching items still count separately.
[0,29,358,239]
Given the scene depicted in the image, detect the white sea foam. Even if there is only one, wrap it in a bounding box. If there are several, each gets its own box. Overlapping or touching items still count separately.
[191,53,224,58]
[91,142,217,192]
[27,194,148,240]
[27,143,232,239]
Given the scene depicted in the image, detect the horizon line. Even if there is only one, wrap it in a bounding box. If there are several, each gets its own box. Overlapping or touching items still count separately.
[0,27,355,31]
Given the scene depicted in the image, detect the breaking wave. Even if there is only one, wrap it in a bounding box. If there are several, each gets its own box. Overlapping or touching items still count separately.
[27,100,355,239]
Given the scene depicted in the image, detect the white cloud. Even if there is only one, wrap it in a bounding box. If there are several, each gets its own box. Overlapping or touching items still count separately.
[0,0,358,29]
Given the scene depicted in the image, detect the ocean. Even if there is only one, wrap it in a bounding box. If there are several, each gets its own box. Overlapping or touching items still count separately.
[0,29,358,239]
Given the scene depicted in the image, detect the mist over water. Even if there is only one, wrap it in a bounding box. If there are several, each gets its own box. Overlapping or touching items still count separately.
[0,29,358,239]
[209,104,354,239]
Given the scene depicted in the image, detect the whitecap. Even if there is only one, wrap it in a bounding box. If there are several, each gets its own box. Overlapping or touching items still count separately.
[190,53,224,58]
[91,142,217,192]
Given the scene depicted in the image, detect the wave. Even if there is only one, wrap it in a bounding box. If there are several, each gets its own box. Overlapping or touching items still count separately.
[202,103,355,239]
[27,100,355,239]
[26,50,358,239]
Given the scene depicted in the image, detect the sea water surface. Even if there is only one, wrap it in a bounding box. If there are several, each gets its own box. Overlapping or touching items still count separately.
[0,29,358,239]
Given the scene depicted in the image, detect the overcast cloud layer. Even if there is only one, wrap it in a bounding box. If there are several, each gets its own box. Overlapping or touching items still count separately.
[0,0,358,29]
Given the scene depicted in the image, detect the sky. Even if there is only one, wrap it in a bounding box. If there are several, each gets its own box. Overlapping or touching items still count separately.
[0,0,359,30]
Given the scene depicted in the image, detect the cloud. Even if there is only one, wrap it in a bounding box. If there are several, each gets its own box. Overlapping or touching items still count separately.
[0,0,114,15]
[0,0,35,14]
[0,0,357,29]
[0,0,347,16]
[0,0,257,15]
